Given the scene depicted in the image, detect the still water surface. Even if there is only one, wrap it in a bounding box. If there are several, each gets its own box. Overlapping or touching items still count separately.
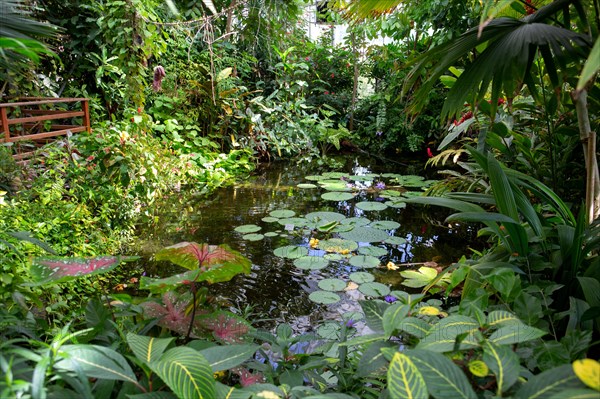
[135,157,477,332]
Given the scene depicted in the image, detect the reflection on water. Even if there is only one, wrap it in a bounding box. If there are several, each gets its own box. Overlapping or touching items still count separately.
[134,157,478,332]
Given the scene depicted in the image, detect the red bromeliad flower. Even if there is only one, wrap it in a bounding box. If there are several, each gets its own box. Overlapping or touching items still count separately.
[426,148,434,158]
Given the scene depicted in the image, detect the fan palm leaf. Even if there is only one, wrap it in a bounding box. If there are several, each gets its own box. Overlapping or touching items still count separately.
[403,0,591,120]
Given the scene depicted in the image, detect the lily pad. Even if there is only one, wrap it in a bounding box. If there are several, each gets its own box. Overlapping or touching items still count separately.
[318,238,358,254]
[242,233,264,241]
[331,224,354,233]
[264,232,279,237]
[305,211,346,223]
[270,209,296,218]
[305,175,325,181]
[262,216,280,223]
[324,253,344,261]
[348,175,374,182]
[349,255,381,269]
[234,224,262,233]
[370,221,401,230]
[321,192,355,201]
[356,201,388,211]
[400,266,449,288]
[340,217,371,227]
[358,246,388,257]
[273,246,308,259]
[318,278,347,291]
[386,200,407,209]
[349,271,375,284]
[379,189,402,197]
[309,290,341,304]
[359,282,390,297]
[402,191,424,198]
[293,256,329,270]
[277,217,308,228]
[317,322,341,339]
[339,227,389,243]
[319,181,352,192]
[297,183,318,189]
[385,236,407,245]
[322,172,349,179]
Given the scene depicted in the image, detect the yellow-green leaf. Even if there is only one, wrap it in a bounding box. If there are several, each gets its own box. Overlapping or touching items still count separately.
[387,352,428,399]
[573,359,600,391]
[469,360,489,377]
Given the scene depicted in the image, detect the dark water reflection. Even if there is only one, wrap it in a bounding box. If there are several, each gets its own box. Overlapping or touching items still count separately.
[134,157,479,331]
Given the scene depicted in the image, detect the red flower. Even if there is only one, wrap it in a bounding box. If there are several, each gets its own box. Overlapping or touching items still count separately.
[86,155,95,162]
[330,73,335,78]
[137,107,142,114]
[426,148,434,158]
[324,91,329,95]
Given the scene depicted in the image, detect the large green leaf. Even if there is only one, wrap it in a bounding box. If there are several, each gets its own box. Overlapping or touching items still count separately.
[387,352,428,399]
[577,36,600,91]
[383,303,410,337]
[482,341,520,395]
[417,316,480,352]
[406,349,477,399]
[56,345,138,385]
[360,300,388,332]
[357,341,395,377]
[488,324,546,345]
[514,364,586,399]
[199,344,259,372]
[127,333,174,365]
[397,317,431,339]
[150,347,215,399]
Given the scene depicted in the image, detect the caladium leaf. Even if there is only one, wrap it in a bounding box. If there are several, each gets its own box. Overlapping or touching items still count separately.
[28,256,132,285]
[155,242,250,270]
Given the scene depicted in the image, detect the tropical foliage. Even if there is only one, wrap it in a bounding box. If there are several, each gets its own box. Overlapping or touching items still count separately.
[1,0,599,398]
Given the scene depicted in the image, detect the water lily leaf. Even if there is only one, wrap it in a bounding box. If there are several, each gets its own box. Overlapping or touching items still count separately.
[370,221,401,230]
[350,272,375,284]
[385,236,407,245]
[349,175,373,182]
[322,172,349,179]
[273,245,308,259]
[386,199,407,209]
[324,253,343,261]
[358,246,388,257]
[29,256,125,285]
[402,191,424,198]
[277,217,308,228]
[293,256,329,270]
[309,290,341,304]
[305,175,326,181]
[242,233,264,241]
[318,238,358,253]
[356,201,388,211]
[331,223,354,233]
[319,181,352,191]
[341,217,371,226]
[400,267,440,288]
[317,322,341,339]
[262,216,279,223]
[269,209,296,218]
[297,183,318,188]
[234,224,261,233]
[264,232,279,237]
[359,282,390,297]
[382,173,402,179]
[321,191,355,201]
[379,189,402,198]
[318,278,347,291]
[349,255,381,269]
[340,227,389,243]
[305,211,347,223]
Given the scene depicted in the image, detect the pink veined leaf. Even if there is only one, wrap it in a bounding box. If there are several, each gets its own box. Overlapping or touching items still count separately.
[141,291,205,337]
[154,242,250,271]
[197,311,250,344]
[29,256,123,285]
[231,367,265,387]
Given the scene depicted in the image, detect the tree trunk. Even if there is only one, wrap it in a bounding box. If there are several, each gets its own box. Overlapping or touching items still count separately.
[573,89,600,223]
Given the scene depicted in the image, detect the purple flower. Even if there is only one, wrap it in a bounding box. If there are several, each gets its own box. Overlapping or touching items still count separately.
[376,131,383,136]
[375,181,386,190]
[346,319,355,328]
[384,295,397,304]
[375,196,385,202]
